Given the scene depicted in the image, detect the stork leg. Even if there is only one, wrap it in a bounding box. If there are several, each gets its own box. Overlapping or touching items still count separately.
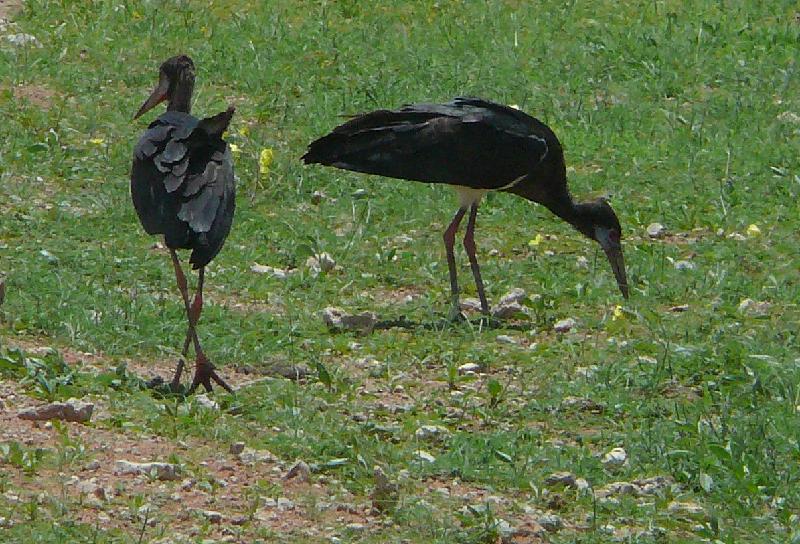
[443,207,468,319]
[168,251,233,395]
[463,203,489,315]
[185,268,233,395]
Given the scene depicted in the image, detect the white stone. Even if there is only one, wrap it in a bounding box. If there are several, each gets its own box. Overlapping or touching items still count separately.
[413,450,436,463]
[415,425,451,442]
[114,460,180,481]
[457,362,481,375]
[321,307,377,334]
[553,318,576,333]
[646,223,667,239]
[602,447,628,469]
[17,399,94,423]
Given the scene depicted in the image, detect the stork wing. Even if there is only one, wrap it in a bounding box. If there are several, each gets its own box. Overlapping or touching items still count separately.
[302,99,549,190]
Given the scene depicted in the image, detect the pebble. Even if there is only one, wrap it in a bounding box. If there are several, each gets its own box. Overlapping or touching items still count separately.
[459,298,483,312]
[311,190,325,204]
[602,447,628,469]
[250,263,290,279]
[668,501,705,516]
[6,33,42,47]
[673,260,695,271]
[306,252,336,274]
[457,362,481,375]
[194,394,219,410]
[202,510,223,524]
[229,442,245,455]
[646,223,667,239]
[238,448,278,464]
[114,460,180,481]
[544,471,577,488]
[498,288,527,306]
[284,460,311,482]
[414,425,451,442]
[669,304,689,312]
[321,307,378,334]
[495,334,518,345]
[553,318,576,333]
[538,513,564,532]
[413,450,436,463]
[491,302,526,320]
[18,399,94,423]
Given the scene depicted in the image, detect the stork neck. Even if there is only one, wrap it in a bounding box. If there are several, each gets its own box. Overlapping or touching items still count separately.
[542,193,594,239]
[167,74,194,114]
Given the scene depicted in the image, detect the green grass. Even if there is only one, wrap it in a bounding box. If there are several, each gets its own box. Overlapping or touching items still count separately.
[1,0,800,542]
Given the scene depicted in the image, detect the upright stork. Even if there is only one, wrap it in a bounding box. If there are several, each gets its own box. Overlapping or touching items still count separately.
[302,97,628,316]
[131,55,235,393]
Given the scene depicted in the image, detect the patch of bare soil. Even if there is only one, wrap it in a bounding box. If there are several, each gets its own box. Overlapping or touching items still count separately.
[0,0,22,22]
[9,83,55,109]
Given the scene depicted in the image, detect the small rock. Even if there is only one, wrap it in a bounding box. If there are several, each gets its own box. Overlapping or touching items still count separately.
[413,450,436,463]
[668,501,705,517]
[351,189,368,199]
[83,460,101,471]
[251,263,290,279]
[538,513,564,532]
[602,447,628,469]
[229,442,245,455]
[492,302,527,320]
[238,448,277,464]
[6,33,42,48]
[596,481,637,498]
[738,298,771,317]
[576,255,589,268]
[553,318,576,333]
[575,478,590,491]
[311,190,325,204]
[646,223,667,239]
[194,394,219,410]
[673,260,695,271]
[114,460,180,481]
[321,307,378,334]
[495,334,518,345]
[284,460,311,482]
[345,523,367,532]
[202,510,223,524]
[306,252,336,274]
[544,471,577,488]
[459,298,483,312]
[457,362,481,375]
[18,399,94,423]
[276,497,295,510]
[415,425,451,442]
[498,288,527,306]
[669,304,689,312]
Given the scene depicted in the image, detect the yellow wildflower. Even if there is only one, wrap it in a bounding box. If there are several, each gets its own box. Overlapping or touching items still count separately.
[88,138,105,146]
[528,233,544,247]
[259,148,274,175]
[746,224,761,237]
[612,304,624,321]
[229,143,241,155]
[238,125,250,138]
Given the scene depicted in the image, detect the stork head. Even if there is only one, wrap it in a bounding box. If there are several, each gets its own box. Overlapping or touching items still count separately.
[134,55,195,119]
[575,198,629,299]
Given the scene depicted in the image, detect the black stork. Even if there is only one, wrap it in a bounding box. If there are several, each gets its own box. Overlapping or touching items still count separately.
[131,55,235,394]
[302,97,628,316]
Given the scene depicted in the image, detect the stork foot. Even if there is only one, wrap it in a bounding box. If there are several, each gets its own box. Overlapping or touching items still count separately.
[187,356,234,395]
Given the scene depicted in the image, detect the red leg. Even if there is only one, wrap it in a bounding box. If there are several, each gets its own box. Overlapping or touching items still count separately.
[185,268,233,394]
[463,203,489,315]
[443,207,467,318]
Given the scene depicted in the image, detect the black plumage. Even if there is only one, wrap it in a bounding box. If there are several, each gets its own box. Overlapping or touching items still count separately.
[131,109,235,269]
[130,55,235,394]
[303,97,628,316]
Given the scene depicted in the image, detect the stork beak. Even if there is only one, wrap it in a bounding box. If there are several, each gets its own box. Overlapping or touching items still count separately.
[133,73,169,120]
[596,228,629,299]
